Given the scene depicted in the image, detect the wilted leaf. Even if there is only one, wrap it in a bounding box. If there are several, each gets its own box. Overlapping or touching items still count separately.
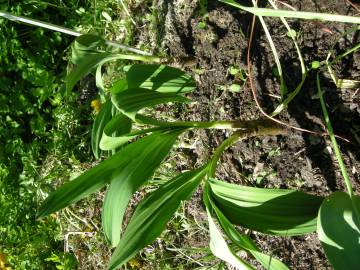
[107,167,207,269]
[317,191,360,270]
[209,179,323,236]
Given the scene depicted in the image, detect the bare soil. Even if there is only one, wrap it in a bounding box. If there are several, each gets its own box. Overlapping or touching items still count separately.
[144,0,360,269]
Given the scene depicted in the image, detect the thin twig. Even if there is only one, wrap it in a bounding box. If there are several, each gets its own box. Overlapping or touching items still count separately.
[119,0,137,26]
[346,0,360,12]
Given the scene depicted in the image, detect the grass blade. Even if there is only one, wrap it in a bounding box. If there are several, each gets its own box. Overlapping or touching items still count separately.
[0,12,152,54]
[209,179,323,236]
[316,73,360,223]
[252,0,287,97]
[268,0,307,116]
[107,167,207,269]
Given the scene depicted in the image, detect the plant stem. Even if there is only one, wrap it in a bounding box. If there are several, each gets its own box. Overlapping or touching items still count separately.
[253,0,287,97]
[102,54,162,63]
[316,72,360,222]
[208,123,287,177]
[220,0,360,24]
[209,133,242,177]
[136,114,285,130]
[0,11,152,56]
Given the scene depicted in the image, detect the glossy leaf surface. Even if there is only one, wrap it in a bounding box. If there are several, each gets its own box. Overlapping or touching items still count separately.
[91,99,112,159]
[71,34,104,65]
[38,130,183,218]
[101,128,183,246]
[111,88,190,120]
[99,113,133,151]
[209,179,323,236]
[205,184,289,270]
[203,187,254,270]
[67,52,113,92]
[317,191,360,270]
[124,64,196,93]
[108,167,207,269]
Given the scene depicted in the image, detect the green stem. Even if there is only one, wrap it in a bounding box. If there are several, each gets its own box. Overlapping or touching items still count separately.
[253,1,287,97]
[136,114,278,130]
[209,133,242,178]
[271,77,306,116]
[268,0,307,116]
[327,42,360,67]
[136,115,235,129]
[208,122,287,178]
[316,72,360,222]
[220,0,360,24]
[100,54,162,64]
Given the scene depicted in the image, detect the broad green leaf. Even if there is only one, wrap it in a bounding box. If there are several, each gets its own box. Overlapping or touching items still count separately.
[99,113,133,151]
[203,188,254,270]
[109,78,128,94]
[111,88,190,120]
[67,53,159,92]
[67,52,113,92]
[209,179,323,236]
[37,129,184,218]
[91,99,112,159]
[71,34,105,65]
[124,64,196,94]
[101,128,184,246]
[317,191,360,270]
[107,167,207,270]
[205,184,289,270]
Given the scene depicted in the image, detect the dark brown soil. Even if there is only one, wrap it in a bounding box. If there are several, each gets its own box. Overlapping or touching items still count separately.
[150,0,360,269]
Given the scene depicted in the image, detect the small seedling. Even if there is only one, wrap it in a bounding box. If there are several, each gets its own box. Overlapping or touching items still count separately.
[229,83,241,93]
[197,21,207,29]
[286,28,297,38]
[311,60,321,69]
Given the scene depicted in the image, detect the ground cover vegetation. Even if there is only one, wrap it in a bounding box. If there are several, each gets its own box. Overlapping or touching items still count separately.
[1,0,360,269]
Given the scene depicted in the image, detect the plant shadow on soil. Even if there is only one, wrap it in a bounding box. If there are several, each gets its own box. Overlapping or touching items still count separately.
[158,0,360,269]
